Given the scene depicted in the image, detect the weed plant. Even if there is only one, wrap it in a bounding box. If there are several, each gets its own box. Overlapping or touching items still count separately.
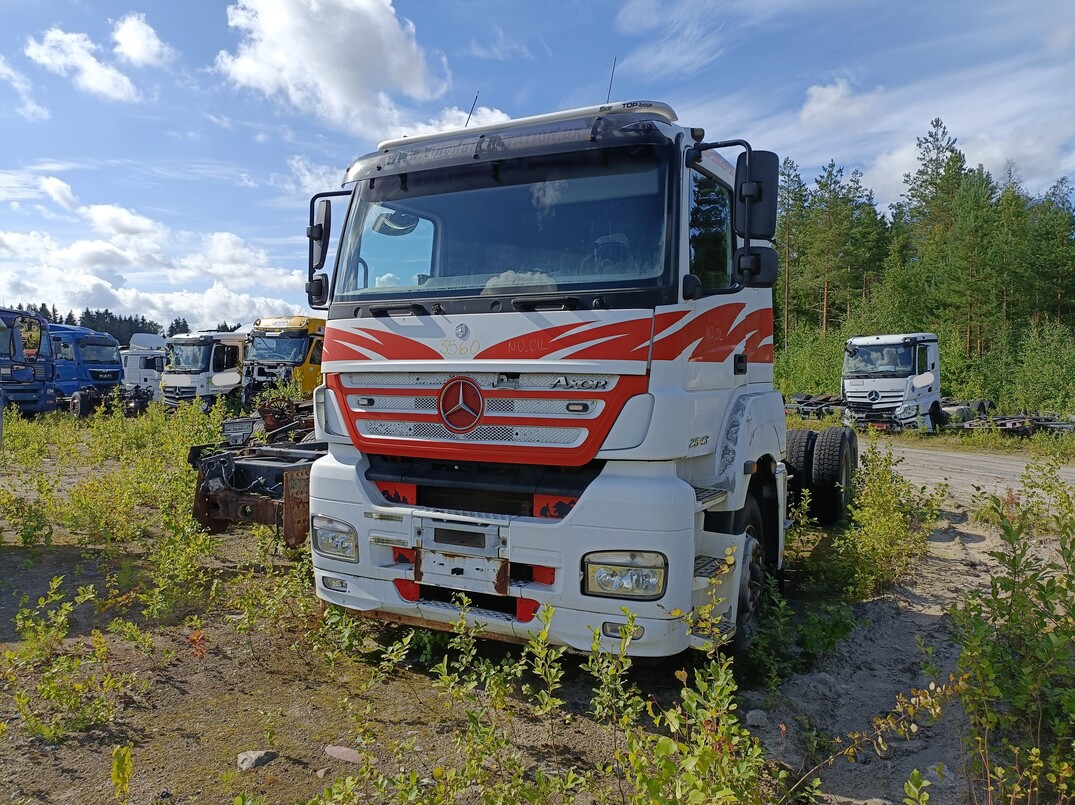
[0,577,143,742]
[950,453,1075,803]
[834,440,946,599]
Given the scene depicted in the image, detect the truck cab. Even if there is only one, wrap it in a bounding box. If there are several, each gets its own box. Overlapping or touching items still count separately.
[161,331,247,408]
[842,333,941,432]
[121,333,166,401]
[241,315,325,406]
[49,324,122,416]
[299,100,852,658]
[0,309,57,415]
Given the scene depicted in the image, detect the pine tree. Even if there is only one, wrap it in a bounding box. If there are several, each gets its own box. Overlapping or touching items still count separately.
[776,158,808,344]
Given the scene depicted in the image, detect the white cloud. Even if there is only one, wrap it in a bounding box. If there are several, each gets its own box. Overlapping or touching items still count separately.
[51,239,133,270]
[285,156,345,196]
[82,204,162,237]
[799,79,883,130]
[115,283,311,332]
[392,105,512,139]
[615,1,729,79]
[25,28,141,102]
[38,177,79,210]
[0,55,50,121]
[461,26,532,61]
[214,0,451,136]
[0,230,61,258]
[171,232,305,293]
[112,13,176,68]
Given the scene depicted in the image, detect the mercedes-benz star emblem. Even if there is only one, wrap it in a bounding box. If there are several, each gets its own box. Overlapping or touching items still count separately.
[867,390,881,402]
[438,377,483,433]
[455,323,470,339]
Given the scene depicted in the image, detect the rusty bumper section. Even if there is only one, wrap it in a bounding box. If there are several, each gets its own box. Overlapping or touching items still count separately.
[194,459,315,546]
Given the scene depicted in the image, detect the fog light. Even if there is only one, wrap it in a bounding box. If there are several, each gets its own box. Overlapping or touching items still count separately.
[322,576,347,592]
[601,622,644,639]
[583,551,666,600]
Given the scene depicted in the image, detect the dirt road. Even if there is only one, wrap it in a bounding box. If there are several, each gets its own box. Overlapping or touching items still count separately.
[887,441,1075,502]
[743,439,1063,804]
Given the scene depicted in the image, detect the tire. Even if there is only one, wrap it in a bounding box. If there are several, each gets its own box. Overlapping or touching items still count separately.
[730,495,766,653]
[810,426,855,525]
[785,429,816,509]
[928,401,947,432]
[70,392,90,419]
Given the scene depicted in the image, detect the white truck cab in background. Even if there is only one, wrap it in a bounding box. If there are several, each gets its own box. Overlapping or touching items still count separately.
[842,333,942,432]
[161,331,247,408]
[122,332,166,400]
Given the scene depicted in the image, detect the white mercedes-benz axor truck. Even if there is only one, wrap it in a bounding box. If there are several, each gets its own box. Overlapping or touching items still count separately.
[302,100,856,657]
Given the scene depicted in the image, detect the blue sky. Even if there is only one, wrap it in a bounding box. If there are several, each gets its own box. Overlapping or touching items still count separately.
[1,0,1073,332]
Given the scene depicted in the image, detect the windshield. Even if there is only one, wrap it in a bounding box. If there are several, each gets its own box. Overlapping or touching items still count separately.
[843,344,915,378]
[247,333,308,363]
[15,318,46,363]
[166,343,211,372]
[81,342,121,363]
[332,146,670,301]
[0,320,12,359]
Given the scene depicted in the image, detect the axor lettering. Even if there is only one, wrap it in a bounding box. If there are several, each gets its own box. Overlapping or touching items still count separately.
[551,376,608,390]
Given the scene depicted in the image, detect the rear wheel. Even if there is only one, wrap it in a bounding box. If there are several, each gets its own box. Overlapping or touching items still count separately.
[785,429,816,510]
[730,494,766,653]
[810,426,855,525]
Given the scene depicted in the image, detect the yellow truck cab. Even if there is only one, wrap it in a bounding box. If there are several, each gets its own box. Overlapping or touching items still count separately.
[242,315,326,405]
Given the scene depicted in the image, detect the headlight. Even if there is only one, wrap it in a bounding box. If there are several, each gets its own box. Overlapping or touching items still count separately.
[311,514,358,561]
[583,551,666,600]
[895,403,919,419]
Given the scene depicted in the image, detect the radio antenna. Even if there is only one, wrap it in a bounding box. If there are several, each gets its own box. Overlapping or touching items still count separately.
[464,92,479,127]
[605,57,617,103]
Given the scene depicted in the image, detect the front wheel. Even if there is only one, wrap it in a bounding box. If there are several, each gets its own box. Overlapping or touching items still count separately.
[730,494,766,653]
[70,392,90,418]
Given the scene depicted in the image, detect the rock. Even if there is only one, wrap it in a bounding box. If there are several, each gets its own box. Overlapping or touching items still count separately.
[237,750,278,771]
[745,709,769,728]
[324,745,363,764]
[316,768,328,778]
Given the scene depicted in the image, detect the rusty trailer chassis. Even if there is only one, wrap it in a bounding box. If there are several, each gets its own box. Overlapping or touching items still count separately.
[190,399,325,546]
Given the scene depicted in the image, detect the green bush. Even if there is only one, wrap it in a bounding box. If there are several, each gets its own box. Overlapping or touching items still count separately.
[950,454,1075,802]
[833,441,946,598]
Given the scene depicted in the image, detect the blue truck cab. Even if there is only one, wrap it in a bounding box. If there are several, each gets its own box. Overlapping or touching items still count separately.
[49,324,123,416]
[0,308,57,415]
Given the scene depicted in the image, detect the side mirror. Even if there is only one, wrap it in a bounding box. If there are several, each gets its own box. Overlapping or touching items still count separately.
[308,198,331,273]
[734,150,778,241]
[10,365,32,383]
[733,247,778,288]
[306,274,329,308]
